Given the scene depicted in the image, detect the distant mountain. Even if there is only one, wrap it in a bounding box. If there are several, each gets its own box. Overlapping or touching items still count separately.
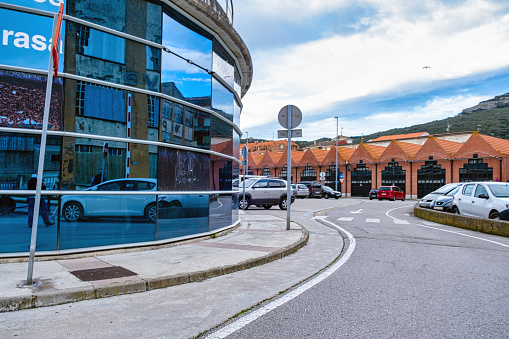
[351,93,509,143]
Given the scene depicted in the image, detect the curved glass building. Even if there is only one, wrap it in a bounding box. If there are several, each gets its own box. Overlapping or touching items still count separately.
[0,0,252,256]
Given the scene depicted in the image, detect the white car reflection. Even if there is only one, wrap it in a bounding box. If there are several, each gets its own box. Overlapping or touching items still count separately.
[61,178,203,222]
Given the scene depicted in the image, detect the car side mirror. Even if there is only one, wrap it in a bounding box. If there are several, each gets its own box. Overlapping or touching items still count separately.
[478,193,489,199]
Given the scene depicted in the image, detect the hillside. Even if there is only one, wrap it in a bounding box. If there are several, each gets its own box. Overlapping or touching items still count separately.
[352,95,509,143]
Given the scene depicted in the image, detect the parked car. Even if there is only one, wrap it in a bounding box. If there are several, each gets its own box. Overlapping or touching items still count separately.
[238,177,295,210]
[451,182,509,220]
[60,178,196,222]
[431,185,463,212]
[233,175,267,188]
[377,186,405,201]
[297,181,322,198]
[368,189,378,200]
[291,183,310,198]
[419,183,463,208]
[322,186,341,199]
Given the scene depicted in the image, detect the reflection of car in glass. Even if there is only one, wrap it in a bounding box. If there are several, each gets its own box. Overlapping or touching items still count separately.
[238,178,294,210]
[61,178,189,222]
[377,186,405,201]
[368,189,378,200]
[419,183,462,208]
[451,182,509,220]
[291,184,310,198]
[431,186,462,212]
[321,186,341,199]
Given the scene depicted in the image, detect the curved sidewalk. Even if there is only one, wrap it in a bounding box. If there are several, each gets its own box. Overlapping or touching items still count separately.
[0,214,308,313]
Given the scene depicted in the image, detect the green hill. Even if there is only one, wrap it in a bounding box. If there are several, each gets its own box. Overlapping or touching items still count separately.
[352,106,509,144]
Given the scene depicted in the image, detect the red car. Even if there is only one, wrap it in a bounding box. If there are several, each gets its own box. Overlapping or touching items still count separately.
[377,186,406,201]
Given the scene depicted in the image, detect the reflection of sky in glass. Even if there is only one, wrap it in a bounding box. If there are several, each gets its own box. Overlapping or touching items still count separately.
[162,13,212,69]
[0,8,65,71]
[162,53,211,98]
[212,78,233,118]
[2,0,66,12]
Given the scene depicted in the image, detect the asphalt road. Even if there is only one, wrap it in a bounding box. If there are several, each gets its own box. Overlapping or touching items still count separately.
[1,198,508,338]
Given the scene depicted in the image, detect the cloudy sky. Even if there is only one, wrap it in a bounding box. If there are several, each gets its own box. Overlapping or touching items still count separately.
[232,0,509,141]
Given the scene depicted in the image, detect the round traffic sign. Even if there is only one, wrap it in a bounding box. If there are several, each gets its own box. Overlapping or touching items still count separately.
[278,105,302,129]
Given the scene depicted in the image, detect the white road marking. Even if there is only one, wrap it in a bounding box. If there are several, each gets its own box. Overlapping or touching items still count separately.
[338,217,354,221]
[365,218,379,223]
[350,209,363,214]
[385,205,509,249]
[393,219,410,224]
[206,217,356,339]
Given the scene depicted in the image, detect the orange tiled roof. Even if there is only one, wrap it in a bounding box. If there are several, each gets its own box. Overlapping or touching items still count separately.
[362,143,386,160]
[434,138,463,156]
[478,133,509,155]
[395,141,422,158]
[311,149,329,162]
[371,132,429,142]
[338,147,355,162]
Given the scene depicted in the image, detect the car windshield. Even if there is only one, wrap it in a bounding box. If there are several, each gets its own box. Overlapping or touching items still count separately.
[445,186,461,196]
[239,178,258,187]
[431,183,460,194]
[323,186,332,191]
[378,187,390,191]
[487,184,509,197]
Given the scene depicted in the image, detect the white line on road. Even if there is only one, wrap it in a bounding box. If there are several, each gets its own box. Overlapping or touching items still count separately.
[338,217,354,221]
[206,217,356,339]
[386,205,509,248]
[365,218,380,223]
[350,209,363,214]
[393,219,410,224]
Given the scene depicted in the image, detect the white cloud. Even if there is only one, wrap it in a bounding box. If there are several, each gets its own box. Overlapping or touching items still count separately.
[239,0,509,139]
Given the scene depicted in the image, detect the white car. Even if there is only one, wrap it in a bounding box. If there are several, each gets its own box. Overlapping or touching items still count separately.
[61,178,198,222]
[451,181,509,220]
[419,183,462,208]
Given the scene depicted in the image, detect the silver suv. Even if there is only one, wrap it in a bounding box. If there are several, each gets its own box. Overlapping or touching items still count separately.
[238,178,295,210]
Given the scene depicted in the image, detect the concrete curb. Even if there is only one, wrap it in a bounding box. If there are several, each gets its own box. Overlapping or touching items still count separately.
[1,226,309,312]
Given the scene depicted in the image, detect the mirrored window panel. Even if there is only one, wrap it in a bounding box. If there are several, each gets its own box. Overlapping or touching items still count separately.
[209,194,232,231]
[162,9,212,70]
[0,8,65,71]
[74,0,126,32]
[210,159,233,191]
[210,116,233,157]
[212,78,234,121]
[161,52,211,104]
[157,148,210,191]
[157,194,209,240]
[193,111,211,150]
[234,67,242,97]
[212,42,235,88]
[76,24,125,64]
[0,70,62,130]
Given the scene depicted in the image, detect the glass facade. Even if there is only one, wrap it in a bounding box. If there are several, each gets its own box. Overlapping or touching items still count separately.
[0,0,245,255]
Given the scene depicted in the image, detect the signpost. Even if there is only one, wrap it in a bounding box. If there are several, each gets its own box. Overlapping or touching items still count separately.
[26,3,64,286]
[241,145,248,209]
[278,105,302,230]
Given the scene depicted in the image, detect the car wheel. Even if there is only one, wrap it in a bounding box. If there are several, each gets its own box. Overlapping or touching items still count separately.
[63,202,83,222]
[279,197,288,210]
[335,196,339,199]
[391,195,396,201]
[144,203,157,222]
[167,200,182,208]
[239,197,250,210]
[489,211,501,220]
[324,193,330,199]
[452,206,460,215]
[263,205,272,209]
[379,198,382,201]
[402,196,405,201]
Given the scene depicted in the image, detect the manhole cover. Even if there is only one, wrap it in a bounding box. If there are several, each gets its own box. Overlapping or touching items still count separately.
[70,266,137,281]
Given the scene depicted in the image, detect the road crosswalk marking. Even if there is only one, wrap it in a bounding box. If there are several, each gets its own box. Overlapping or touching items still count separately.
[336,217,411,225]
[365,218,380,223]
[338,217,354,221]
[393,219,410,224]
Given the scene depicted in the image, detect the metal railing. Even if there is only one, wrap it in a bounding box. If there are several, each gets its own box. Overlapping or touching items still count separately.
[197,0,234,25]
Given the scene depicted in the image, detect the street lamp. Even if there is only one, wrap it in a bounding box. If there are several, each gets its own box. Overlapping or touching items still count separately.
[335,117,339,192]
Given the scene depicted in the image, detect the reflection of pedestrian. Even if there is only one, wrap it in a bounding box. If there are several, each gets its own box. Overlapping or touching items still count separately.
[90,171,107,187]
[27,174,54,228]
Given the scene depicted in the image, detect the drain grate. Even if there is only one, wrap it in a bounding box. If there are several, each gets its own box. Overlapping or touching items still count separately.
[70,266,137,282]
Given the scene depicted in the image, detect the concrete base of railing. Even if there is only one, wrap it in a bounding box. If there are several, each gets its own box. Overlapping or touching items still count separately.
[414,204,509,237]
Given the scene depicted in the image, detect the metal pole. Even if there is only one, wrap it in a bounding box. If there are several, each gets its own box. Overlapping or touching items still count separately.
[246,132,249,175]
[335,117,338,192]
[27,13,58,286]
[286,106,292,230]
[242,132,248,208]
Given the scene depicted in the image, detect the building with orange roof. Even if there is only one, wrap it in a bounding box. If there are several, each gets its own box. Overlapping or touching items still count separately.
[240,132,509,199]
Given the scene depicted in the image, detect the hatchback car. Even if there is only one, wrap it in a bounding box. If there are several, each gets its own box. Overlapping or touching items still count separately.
[291,183,310,198]
[238,177,294,210]
[431,185,462,212]
[61,178,197,222]
[419,183,463,208]
[368,189,378,200]
[377,186,405,201]
[451,182,509,220]
[322,186,341,199]
[297,181,322,198]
